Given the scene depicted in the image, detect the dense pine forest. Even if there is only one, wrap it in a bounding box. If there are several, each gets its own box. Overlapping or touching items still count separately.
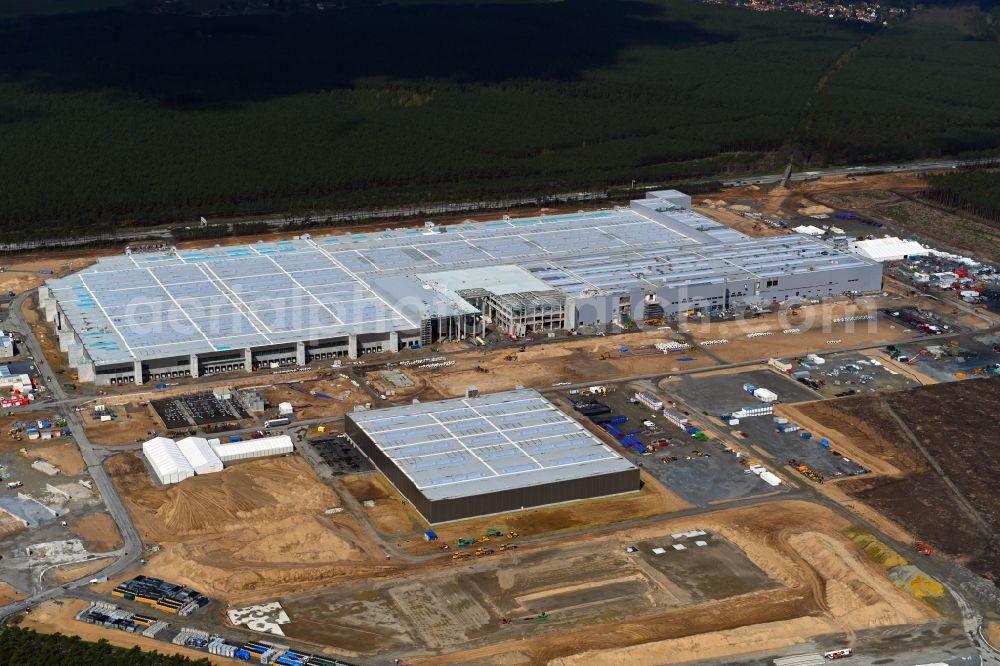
[1,0,999,239]
[0,626,209,666]
[923,171,1000,223]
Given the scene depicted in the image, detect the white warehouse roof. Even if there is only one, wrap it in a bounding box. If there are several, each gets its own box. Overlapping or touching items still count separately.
[142,436,195,485]
[175,436,224,475]
[210,435,294,463]
[851,237,928,262]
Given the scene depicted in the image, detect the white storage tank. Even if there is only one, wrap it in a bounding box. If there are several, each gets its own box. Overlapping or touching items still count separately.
[175,436,224,475]
[142,437,195,485]
[210,435,294,463]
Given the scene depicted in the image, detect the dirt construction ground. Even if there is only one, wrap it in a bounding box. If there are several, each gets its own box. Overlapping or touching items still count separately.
[781,376,1000,586]
[341,469,690,555]
[343,500,936,665]
[67,512,123,552]
[105,453,396,603]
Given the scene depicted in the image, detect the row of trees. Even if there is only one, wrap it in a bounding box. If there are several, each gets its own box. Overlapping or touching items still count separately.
[922,171,1000,224]
[0,627,208,666]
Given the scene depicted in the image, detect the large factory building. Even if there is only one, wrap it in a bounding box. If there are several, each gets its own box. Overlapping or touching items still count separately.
[40,191,882,384]
[343,389,640,524]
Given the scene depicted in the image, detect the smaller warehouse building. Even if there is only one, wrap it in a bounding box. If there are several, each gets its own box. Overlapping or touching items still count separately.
[344,388,639,524]
[142,437,195,485]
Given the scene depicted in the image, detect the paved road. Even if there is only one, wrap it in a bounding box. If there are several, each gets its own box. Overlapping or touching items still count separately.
[0,291,144,623]
[720,157,999,187]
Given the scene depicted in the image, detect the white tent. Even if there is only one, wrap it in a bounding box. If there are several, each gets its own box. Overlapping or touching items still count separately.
[792,225,825,236]
[850,237,928,262]
[176,436,224,475]
[142,437,195,485]
[211,435,294,463]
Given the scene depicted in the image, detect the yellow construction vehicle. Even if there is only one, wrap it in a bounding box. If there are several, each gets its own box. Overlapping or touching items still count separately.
[506,531,519,539]
[452,552,471,560]
[504,353,518,361]
[478,535,491,543]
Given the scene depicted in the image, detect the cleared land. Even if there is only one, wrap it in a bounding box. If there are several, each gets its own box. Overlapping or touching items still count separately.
[30,442,86,476]
[67,512,122,552]
[811,185,1000,262]
[385,501,936,665]
[341,468,690,555]
[45,556,114,584]
[783,376,1000,585]
[105,453,392,602]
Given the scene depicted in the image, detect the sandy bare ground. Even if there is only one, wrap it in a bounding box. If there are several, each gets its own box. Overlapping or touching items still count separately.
[681,302,919,364]
[343,469,691,555]
[20,599,233,665]
[0,581,24,605]
[68,512,123,552]
[30,442,86,476]
[79,401,162,446]
[408,500,935,666]
[694,202,788,238]
[106,453,398,602]
[45,557,115,584]
[0,508,27,539]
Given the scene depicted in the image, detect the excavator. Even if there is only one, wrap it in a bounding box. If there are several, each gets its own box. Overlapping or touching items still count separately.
[504,353,518,362]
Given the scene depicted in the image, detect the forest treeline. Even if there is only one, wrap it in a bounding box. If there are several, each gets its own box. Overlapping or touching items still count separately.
[922,171,1000,224]
[0,0,999,239]
[0,626,209,666]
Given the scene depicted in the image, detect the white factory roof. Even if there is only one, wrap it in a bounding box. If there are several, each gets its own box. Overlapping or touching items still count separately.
[46,193,878,365]
[851,236,929,262]
[347,388,636,501]
[210,435,294,463]
[175,436,224,475]
[142,436,195,485]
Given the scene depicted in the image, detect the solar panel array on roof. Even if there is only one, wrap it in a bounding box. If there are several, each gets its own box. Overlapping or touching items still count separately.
[44,192,878,367]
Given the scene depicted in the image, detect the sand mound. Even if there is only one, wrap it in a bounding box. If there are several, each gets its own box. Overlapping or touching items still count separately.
[110,453,340,540]
[799,204,834,216]
[229,516,372,563]
[787,532,929,627]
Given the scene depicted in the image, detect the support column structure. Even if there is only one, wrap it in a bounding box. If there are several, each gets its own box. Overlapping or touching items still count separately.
[296,341,307,366]
[387,331,398,353]
[244,348,253,372]
[133,360,144,385]
[348,335,359,359]
[189,354,199,378]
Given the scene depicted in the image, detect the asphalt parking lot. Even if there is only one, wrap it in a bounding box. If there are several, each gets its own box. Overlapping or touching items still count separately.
[664,369,869,482]
[561,384,788,508]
